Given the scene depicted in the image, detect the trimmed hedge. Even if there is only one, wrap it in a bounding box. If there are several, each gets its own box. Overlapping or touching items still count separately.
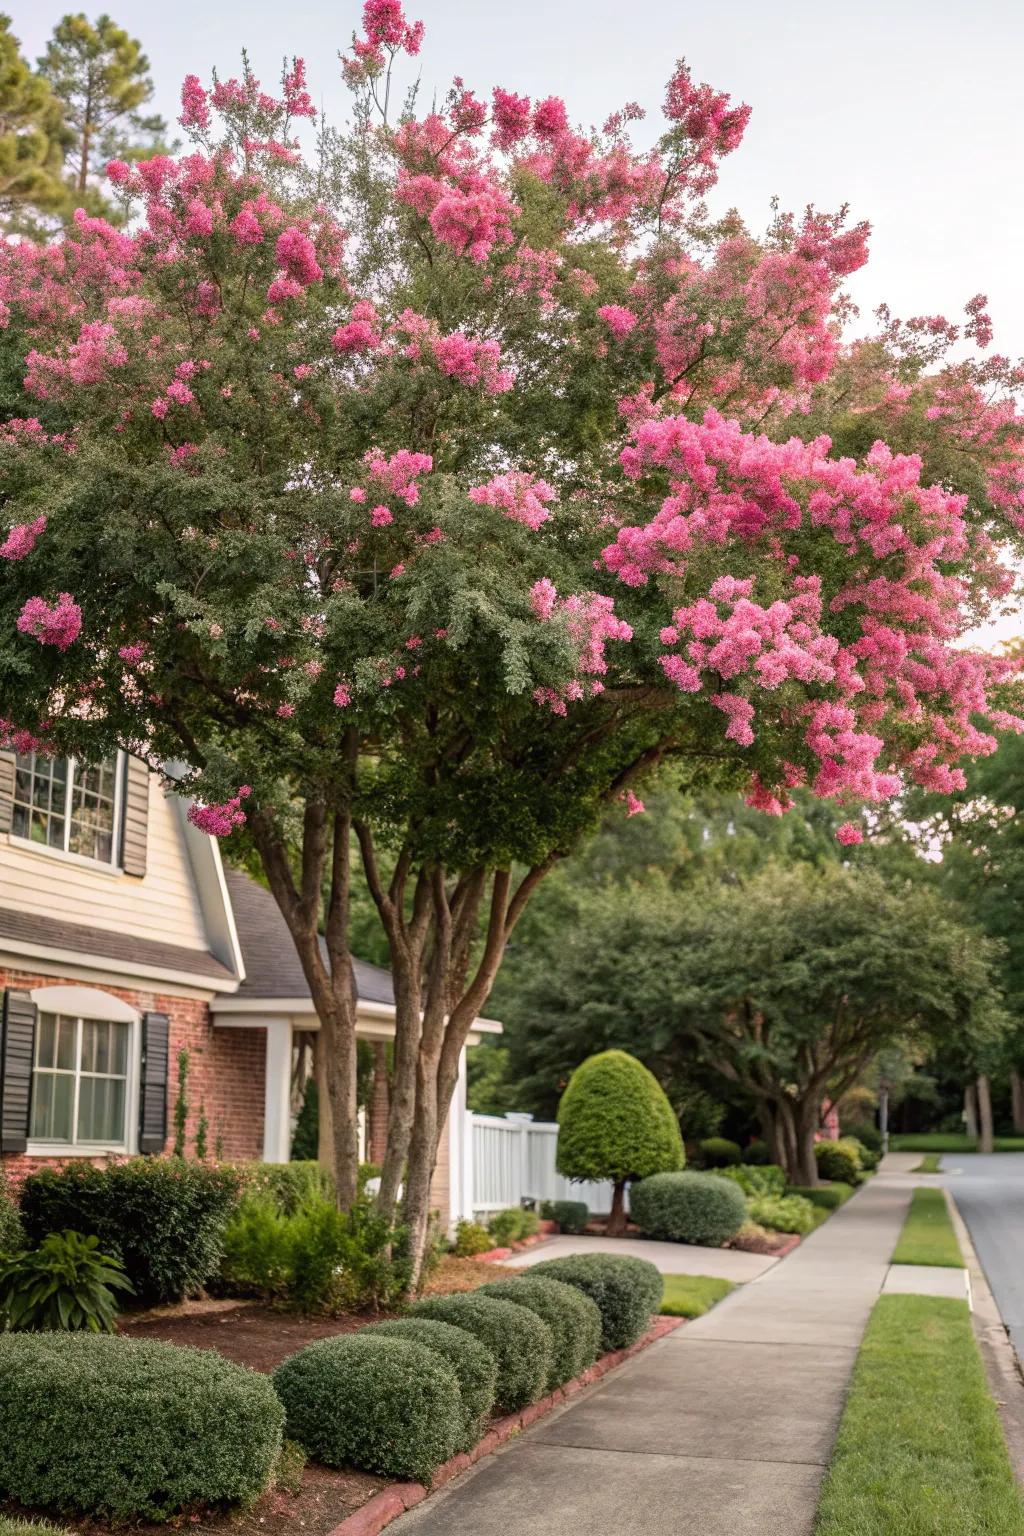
[698,1136,741,1167]
[548,1199,589,1234]
[273,1334,462,1483]
[370,1318,497,1446]
[630,1171,747,1247]
[478,1276,601,1387]
[788,1182,854,1210]
[531,1253,662,1351]
[410,1293,552,1412]
[0,1333,282,1519]
[556,1050,683,1186]
[815,1139,862,1185]
[18,1159,240,1304]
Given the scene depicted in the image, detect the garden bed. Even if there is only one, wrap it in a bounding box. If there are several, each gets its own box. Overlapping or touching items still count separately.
[119,1302,398,1372]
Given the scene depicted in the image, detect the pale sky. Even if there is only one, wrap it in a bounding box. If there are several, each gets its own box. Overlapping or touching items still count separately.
[14,0,1024,640]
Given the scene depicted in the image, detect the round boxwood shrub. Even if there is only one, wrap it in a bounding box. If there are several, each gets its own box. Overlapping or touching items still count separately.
[478,1276,601,1387]
[556,1052,683,1222]
[698,1136,742,1168]
[273,1334,462,1483]
[410,1293,551,1412]
[630,1171,747,1246]
[549,1199,589,1234]
[814,1138,862,1184]
[743,1140,770,1165]
[531,1253,662,1351]
[369,1318,497,1446]
[0,1333,283,1519]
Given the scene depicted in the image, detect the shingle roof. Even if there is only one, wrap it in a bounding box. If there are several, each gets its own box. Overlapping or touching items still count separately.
[0,905,235,983]
[223,867,395,1007]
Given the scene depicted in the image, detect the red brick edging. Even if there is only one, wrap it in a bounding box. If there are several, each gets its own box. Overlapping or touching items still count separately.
[327,1315,684,1536]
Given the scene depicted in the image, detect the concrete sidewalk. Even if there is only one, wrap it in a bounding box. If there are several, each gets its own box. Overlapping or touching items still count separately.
[497,1233,777,1281]
[392,1177,914,1536]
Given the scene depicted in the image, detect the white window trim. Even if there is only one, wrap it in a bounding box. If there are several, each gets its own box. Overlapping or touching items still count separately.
[8,750,125,874]
[26,985,141,1158]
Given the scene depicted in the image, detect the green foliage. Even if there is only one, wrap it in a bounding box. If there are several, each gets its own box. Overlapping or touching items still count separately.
[815,1138,863,1185]
[0,17,69,230]
[630,1171,747,1246]
[466,1042,521,1116]
[556,1050,684,1188]
[239,1160,335,1214]
[747,1193,816,1234]
[787,1182,854,1210]
[369,1318,497,1448]
[531,1253,662,1351]
[290,1077,319,1161]
[273,1333,462,1483]
[844,1121,883,1154]
[0,1230,133,1332]
[548,1199,589,1234]
[19,1158,240,1305]
[452,1219,494,1256]
[0,1333,283,1518]
[486,1205,538,1244]
[410,1292,552,1412]
[845,1134,881,1171]
[478,1275,602,1388]
[194,1101,209,1160]
[891,1188,962,1268]
[172,1047,189,1158]
[698,1136,741,1167]
[0,1165,22,1254]
[659,1274,735,1318]
[742,1140,770,1164]
[220,1192,406,1312]
[717,1163,786,1197]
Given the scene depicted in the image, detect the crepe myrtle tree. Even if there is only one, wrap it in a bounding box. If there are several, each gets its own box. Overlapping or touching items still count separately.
[1,0,1024,1279]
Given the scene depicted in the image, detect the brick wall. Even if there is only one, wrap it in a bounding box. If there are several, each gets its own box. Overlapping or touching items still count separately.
[0,966,265,1180]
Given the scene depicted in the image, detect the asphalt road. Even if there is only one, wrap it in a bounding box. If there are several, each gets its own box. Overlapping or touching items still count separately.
[943,1153,1024,1359]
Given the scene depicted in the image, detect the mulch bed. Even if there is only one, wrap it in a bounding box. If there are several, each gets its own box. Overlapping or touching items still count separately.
[118,1300,397,1373]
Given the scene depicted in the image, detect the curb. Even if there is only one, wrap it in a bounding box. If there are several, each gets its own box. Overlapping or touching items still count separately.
[325,1315,684,1536]
[469,1227,556,1264]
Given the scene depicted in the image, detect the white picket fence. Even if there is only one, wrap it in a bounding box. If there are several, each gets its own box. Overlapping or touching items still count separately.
[468,1112,615,1216]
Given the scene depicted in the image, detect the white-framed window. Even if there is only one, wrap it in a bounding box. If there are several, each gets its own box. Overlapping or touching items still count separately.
[27,987,140,1155]
[11,752,124,868]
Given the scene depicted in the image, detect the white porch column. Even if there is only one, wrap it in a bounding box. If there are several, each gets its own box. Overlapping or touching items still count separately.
[262,1019,293,1163]
[448,1044,473,1227]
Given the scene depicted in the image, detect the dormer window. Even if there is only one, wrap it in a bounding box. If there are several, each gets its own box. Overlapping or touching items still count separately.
[11,753,123,868]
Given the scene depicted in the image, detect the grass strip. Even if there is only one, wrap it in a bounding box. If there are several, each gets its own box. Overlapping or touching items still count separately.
[891,1187,962,1267]
[891,1133,1024,1153]
[659,1274,734,1317]
[815,1296,1024,1535]
[913,1153,942,1174]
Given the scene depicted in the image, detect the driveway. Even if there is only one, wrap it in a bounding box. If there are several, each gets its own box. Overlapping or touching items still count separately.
[496,1233,777,1281]
[942,1152,1024,1359]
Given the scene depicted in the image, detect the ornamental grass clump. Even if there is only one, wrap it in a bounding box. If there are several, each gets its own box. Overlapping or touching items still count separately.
[369,1318,497,1447]
[0,1333,283,1519]
[410,1292,552,1412]
[531,1253,662,1351]
[478,1275,602,1387]
[630,1171,747,1247]
[272,1333,462,1483]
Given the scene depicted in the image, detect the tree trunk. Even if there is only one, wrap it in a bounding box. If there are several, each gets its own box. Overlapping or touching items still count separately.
[964,1082,979,1139]
[607,1180,628,1236]
[977,1074,994,1155]
[1011,1071,1024,1135]
[368,1041,390,1165]
[315,1034,334,1169]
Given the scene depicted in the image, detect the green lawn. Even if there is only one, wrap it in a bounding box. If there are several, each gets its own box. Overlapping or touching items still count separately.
[891,1133,1024,1153]
[891,1187,962,1267]
[659,1274,735,1317]
[913,1152,942,1174]
[814,1296,1024,1535]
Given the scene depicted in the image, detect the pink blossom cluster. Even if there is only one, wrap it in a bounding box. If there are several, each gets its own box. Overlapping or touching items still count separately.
[597,304,638,339]
[0,515,46,561]
[530,583,633,713]
[187,785,252,837]
[468,472,557,531]
[343,0,424,82]
[391,311,513,393]
[16,593,82,651]
[332,299,382,354]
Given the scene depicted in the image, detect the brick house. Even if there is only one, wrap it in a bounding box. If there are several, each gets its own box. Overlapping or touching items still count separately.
[0,748,494,1226]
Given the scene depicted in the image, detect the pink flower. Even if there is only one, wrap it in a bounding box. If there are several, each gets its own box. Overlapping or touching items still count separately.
[836,822,864,846]
[533,96,569,138]
[118,643,147,664]
[624,790,645,817]
[531,577,558,620]
[151,398,168,420]
[17,593,82,651]
[333,683,352,708]
[469,471,557,531]
[371,504,393,527]
[275,227,323,286]
[0,515,46,561]
[165,379,194,407]
[597,304,638,339]
[179,74,211,131]
[492,88,532,150]
[276,702,296,717]
[187,786,250,837]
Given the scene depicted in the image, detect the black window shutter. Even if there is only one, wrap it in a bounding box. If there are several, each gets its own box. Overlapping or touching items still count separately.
[1,989,37,1154]
[138,1012,170,1154]
[0,751,15,835]
[121,756,150,878]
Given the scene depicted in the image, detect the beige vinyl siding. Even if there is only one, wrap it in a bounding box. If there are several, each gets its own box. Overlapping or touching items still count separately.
[0,779,208,951]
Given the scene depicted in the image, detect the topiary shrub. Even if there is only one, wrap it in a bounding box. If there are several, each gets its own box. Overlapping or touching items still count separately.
[698,1136,741,1167]
[410,1292,552,1412]
[747,1193,816,1234]
[18,1159,240,1305]
[369,1318,497,1448]
[630,1171,746,1247]
[743,1140,770,1164]
[0,1333,282,1519]
[478,1276,601,1387]
[549,1199,589,1234]
[787,1182,854,1210]
[814,1138,862,1184]
[452,1219,493,1257]
[531,1253,662,1351]
[716,1164,786,1198]
[556,1051,683,1232]
[273,1334,461,1483]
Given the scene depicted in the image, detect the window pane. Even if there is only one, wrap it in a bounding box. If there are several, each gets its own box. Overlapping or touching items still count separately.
[81,1020,128,1076]
[68,757,117,863]
[30,1072,74,1142]
[35,1014,75,1072]
[77,1075,126,1144]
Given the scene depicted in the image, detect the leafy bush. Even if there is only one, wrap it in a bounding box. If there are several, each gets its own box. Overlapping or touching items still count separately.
[0,1167,22,1255]
[845,1134,881,1171]
[520,1207,541,1237]
[220,1192,406,1312]
[747,1193,817,1234]
[815,1138,863,1184]
[742,1140,770,1164]
[19,1159,240,1305]
[548,1199,589,1234]
[487,1207,528,1244]
[698,1136,741,1167]
[630,1171,747,1247]
[411,1292,552,1412]
[0,1230,133,1332]
[238,1160,334,1214]
[717,1163,786,1198]
[531,1253,662,1351]
[370,1318,497,1446]
[452,1219,493,1256]
[273,1334,462,1482]
[478,1276,601,1387]
[556,1051,684,1187]
[844,1121,883,1154]
[0,1333,282,1518]
[787,1182,854,1210]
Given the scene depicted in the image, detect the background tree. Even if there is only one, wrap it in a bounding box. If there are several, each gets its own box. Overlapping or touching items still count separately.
[37,12,168,201]
[0,16,70,229]
[556,1050,683,1233]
